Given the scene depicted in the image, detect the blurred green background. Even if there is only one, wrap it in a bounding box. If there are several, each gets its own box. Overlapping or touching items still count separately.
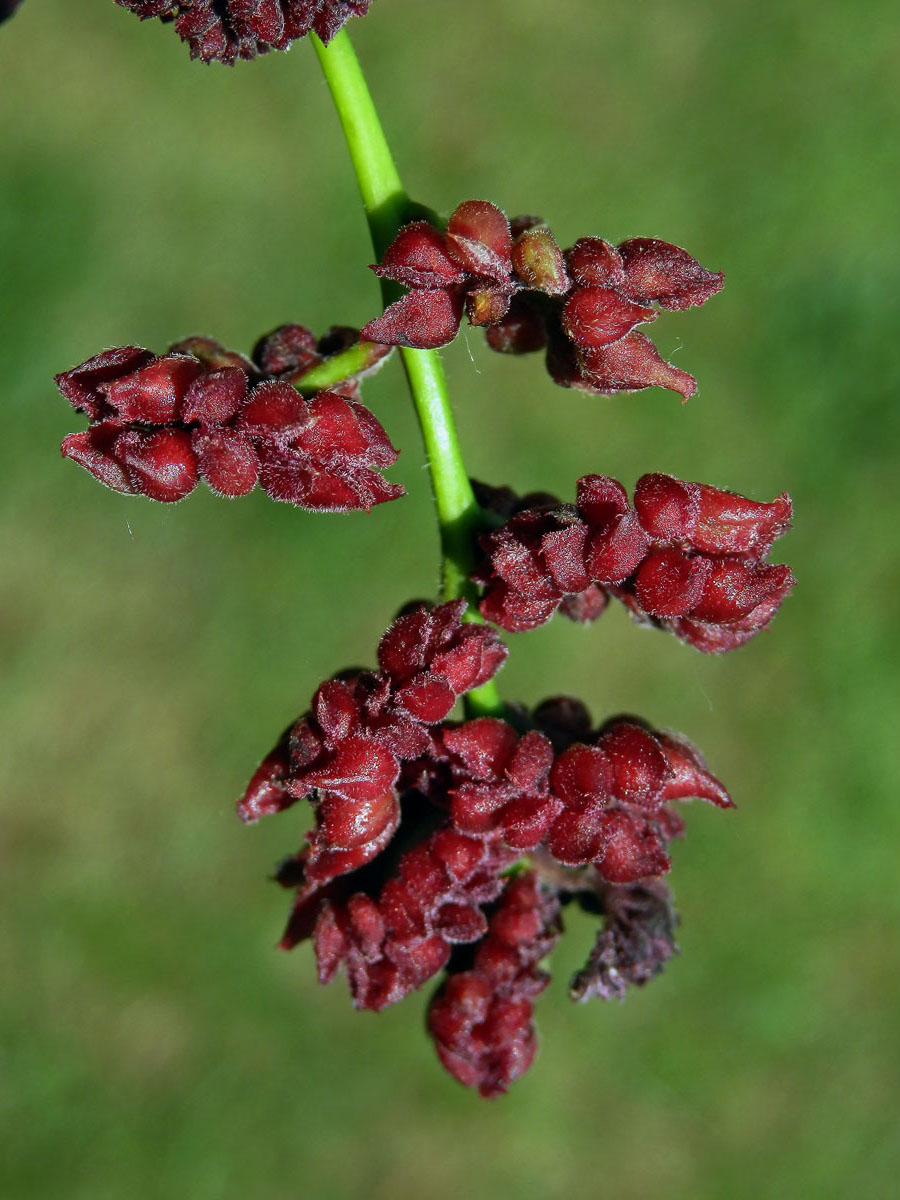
[2,1,899,1196]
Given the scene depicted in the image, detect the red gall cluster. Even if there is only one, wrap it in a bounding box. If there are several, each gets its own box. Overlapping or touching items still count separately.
[297,826,520,1013]
[238,599,509,883]
[473,472,794,652]
[268,710,723,1018]
[361,201,723,401]
[441,711,732,881]
[115,0,372,63]
[238,599,731,1093]
[58,326,401,511]
[427,871,562,1097]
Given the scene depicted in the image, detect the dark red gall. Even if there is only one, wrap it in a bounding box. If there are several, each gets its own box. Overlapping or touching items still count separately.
[57,334,403,511]
[474,472,793,652]
[115,1,375,63]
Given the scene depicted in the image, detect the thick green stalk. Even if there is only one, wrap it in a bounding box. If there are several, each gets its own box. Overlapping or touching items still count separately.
[312,31,501,717]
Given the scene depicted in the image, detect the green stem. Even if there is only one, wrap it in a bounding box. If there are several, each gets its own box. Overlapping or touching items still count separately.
[311,30,406,259]
[312,30,502,717]
[290,340,390,394]
[398,347,481,608]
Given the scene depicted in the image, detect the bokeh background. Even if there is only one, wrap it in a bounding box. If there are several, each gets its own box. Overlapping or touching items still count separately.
[2,1,899,1196]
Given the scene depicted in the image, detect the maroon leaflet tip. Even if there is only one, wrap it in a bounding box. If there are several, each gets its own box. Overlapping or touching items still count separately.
[478,583,562,632]
[371,222,467,290]
[688,558,794,625]
[361,289,464,350]
[618,238,724,310]
[236,738,293,823]
[55,346,155,420]
[443,718,519,781]
[540,524,591,593]
[596,812,671,884]
[579,332,698,401]
[635,474,793,555]
[693,482,793,556]
[657,733,734,809]
[545,809,606,865]
[306,807,401,886]
[61,424,134,495]
[299,391,399,468]
[394,673,457,723]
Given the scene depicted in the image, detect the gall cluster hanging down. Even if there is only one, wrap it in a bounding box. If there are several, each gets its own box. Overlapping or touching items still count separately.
[238,600,733,1096]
